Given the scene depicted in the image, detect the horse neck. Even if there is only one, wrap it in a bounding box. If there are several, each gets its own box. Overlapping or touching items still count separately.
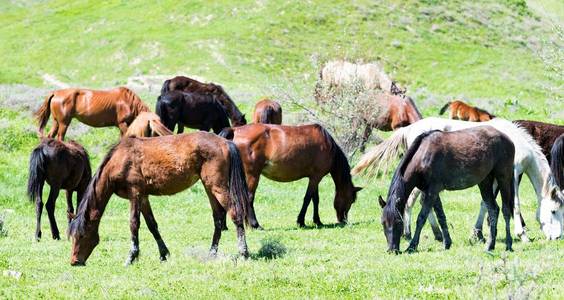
[524,151,556,203]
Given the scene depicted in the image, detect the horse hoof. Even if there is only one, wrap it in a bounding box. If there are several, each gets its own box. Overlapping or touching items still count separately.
[403,234,412,241]
[221,226,228,231]
[405,247,417,254]
[444,240,452,250]
[297,222,306,228]
[314,221,324,227]
[518,234,530,243]
[52,234,61,240]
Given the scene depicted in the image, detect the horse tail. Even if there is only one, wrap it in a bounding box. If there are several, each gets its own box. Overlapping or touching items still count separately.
[27,143,47,203]
[351,126,410,176]
[160,79,171,95]
[35,93,54,137]
[259,106,275,124]
[226,141,249,225]
[149,118,173,136]
[439,101,451,115]
[69,142,120,237]
[551,135,564,189]
[219,127,235,140]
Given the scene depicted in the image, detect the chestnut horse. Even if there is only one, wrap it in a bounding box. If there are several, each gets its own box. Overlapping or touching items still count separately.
[379,127,515,253]
[36,87,150,140]
[161,76,247,126]
[28,138,91,241]
[125,112,173,137]
[514,120,564,162]
[156,91,231,134]
[252,98,282,124]
[220,124,362,229]
[68,133,250,266]
[439,100,495,122]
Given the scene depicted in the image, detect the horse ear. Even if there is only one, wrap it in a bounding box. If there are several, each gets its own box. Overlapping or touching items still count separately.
[354,186,363,193]
[378,195,386,208]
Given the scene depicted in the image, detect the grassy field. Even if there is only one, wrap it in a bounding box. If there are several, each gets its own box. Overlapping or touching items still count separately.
[1,0,564,299]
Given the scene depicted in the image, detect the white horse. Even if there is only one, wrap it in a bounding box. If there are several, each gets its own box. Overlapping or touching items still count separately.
[353,117,564,241]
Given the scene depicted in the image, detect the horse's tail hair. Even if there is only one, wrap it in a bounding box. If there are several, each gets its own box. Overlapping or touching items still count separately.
[351,126,409,176]
[149,118,173,136]
[219,127,235,140]
[160,79,171,95]
[551,135,564,189]
[439,101,451,115]
[36,94,54,137]
[227,141,249,225]
[260,106,275,124]
[27,144,47,203]
[69,142,119,237]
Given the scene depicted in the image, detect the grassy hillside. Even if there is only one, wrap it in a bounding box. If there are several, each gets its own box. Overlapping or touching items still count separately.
[0,0,563,299]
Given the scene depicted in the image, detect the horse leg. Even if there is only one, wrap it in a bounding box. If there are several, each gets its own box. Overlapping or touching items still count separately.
[297,179,316,227]
[498,177,514,252]
[56,120,70,141]
[139,197,170,261]
[427,211,443,242]
[45,187,60,240]
[432,196,452,249]
[66,190,75,223]
[244,174,262,230]
[310,179,323,226]
[125,198,141,265]
[478,176,499,251]
[35,192,44,241]
[403,189,421,240]
[406,191,434,253]
[512,170,528,242]
[47,119,59,138]
[359,123,372,153]
[177,123,184,134]
[473,201,487,242]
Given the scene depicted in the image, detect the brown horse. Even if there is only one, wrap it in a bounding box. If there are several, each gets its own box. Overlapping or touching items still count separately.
[161,76,247,126]
[379,126,515,253]
[252,98,282,124]
[514,120,564,162]
[36,87,150,140]
[68,133,249,266]
[125,112,173,137]
[27,138,91,241]
[220,124,362,229]
[439,100,495,122]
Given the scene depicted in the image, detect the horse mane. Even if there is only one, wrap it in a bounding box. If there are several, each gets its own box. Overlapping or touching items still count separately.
[550,135,564,189]
[211,95,231,129]
[69,142,120,237]
[383,130,438,224]
[212,84,245,121]
[318,125,352,188]
[120,87,150,115]
[160,79,171,95]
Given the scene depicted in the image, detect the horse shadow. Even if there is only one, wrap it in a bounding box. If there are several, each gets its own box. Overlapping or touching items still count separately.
[263,219,376,232]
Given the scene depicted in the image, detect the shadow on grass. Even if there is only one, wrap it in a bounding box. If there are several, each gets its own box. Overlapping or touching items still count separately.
[264,219,376,232]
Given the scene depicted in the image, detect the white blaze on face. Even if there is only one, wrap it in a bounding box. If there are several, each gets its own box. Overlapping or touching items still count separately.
[539,196,564,240]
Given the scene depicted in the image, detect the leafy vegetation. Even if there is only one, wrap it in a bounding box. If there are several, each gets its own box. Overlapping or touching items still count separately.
[0,0,563,299]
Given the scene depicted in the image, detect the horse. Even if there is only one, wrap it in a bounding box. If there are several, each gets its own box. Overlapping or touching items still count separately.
[219,124,362,229]
[68,132,250,266]
[125,112,173,138]
[353,117,564,241]
[35,87,150,140]
[551,134,564,189]
[160,76,247,126]
[252,98,282,124]
[156,91,231,134]
[379,126,515,253]
[514,120,564,162]
[439,100,495,122]
[27,138,91,241]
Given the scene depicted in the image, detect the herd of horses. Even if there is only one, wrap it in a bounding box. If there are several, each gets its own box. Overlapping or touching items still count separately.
[26,74,563,266]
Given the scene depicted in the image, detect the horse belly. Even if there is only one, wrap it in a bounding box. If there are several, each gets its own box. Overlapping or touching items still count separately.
[147,173,200,195]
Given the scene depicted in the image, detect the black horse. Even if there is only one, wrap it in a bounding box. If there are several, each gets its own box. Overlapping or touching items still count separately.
[27,138,91,241]
[156,90,231,134]
[379,126,515,253]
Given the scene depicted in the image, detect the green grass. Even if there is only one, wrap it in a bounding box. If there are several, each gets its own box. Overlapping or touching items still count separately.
[1,0,564,299]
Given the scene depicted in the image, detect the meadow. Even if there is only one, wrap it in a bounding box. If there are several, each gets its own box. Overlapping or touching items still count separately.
[0,0,563,299]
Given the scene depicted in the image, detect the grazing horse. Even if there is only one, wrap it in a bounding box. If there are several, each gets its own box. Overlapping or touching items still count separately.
[156,91,231,134]
[160,76,246,126]
[252,98,282,124]
[379,127,515,253]
[35,87,150,140]
[27,139,91,241]
[514,120,564,162]
[551,134,564,189]
[125,112,173,138]
[220,124,362,229]
[439,100,495,122]
[353,117,564,241]
[68,133,250,266]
